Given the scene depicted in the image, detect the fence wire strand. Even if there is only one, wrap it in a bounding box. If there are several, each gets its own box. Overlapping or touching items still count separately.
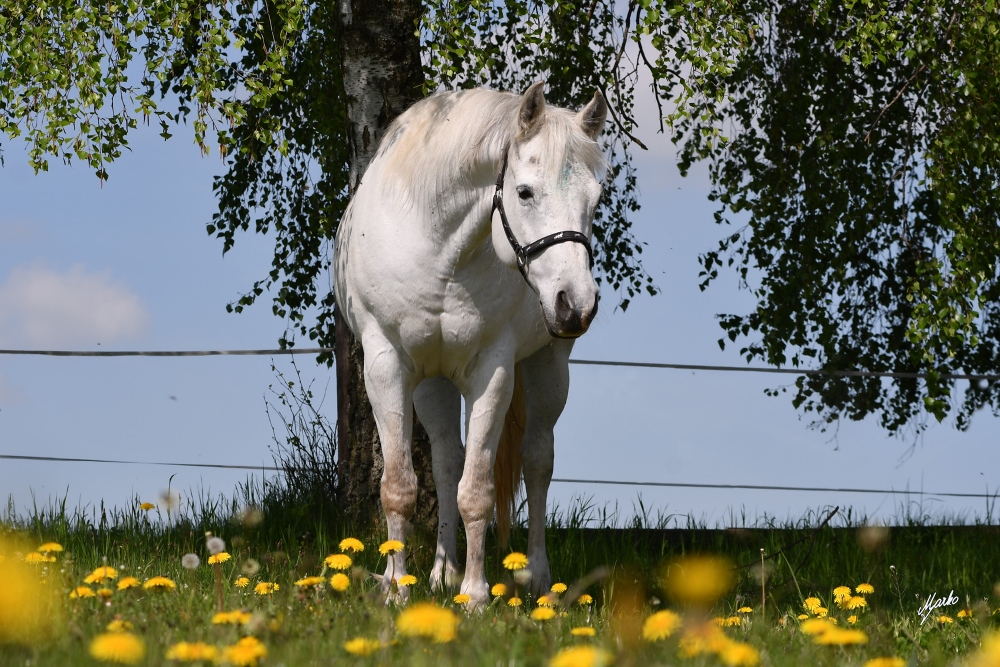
[1,454,996,499]
[1,347,998,380]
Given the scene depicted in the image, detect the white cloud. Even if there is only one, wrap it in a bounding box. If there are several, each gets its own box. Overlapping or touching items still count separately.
[0,264,150,347]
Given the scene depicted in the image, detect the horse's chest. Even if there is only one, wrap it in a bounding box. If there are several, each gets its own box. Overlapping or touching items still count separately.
[397,277,532,375]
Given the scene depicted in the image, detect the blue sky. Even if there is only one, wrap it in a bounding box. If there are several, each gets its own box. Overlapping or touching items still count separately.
[2,92,1000,528]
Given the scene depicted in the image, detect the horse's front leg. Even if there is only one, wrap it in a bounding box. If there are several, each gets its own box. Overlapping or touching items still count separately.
[413,377,465,592]
[363,336,418,603]
[520,339,573,596]
[458,354,516,609]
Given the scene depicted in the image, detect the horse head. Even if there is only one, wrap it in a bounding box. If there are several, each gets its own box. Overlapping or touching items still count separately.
[491,81,608,339]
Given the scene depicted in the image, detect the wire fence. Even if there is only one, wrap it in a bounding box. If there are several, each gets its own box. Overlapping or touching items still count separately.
[2,346,999,381]
[2,453,997,500]
[3,346,998,503]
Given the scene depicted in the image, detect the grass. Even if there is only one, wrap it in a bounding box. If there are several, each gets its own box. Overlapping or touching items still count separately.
[4,478,1000,666]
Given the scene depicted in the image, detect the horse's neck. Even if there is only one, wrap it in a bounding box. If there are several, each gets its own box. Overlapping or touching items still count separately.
[429,154,502,254]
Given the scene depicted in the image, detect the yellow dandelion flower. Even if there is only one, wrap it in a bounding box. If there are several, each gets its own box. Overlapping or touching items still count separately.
[324,553,352,570]
[207,552,231,565]
[142,576,176,591]
[491,583,507,597]
[720,641,760,666]
[503,552,529,570]
[531,607,557,621]
[678,623,731,657]
[571,626,596,636]
[294,576,325,588]
[847,596,867,610]
[863,659,905,667]
[339,537,365,553]
[737,606,754,614]
[221,636,267,667]
[847,615,858,624]
[723,616,743,627]
[549,645,613,667]
[97,588,114,599]
[664,555,734,607]
[235,577,250,588]
[971,633,1000,667]
[166,641,220,662]
[538,594,556,607]
[118,577,142,591]
[330,573,350,592]
[833,586,852,601]
[212,610,249,625]
[577,594,594,606]
[253,582,279,595]
[88,632,146,664]
[453,594,471,605]
[813,628,868,645]
[396,574,417,587]
[24,552,55,564]
[797,614,809,620]
[958,609,973,618]
[813,607,829,617]
[36,542,63,553]
[799,618,834,635]
[397,603,460,643]
[551,582,568,593]
[106,620,133,633]
[139,502,156,511]
[379,540,404,556]
[643,610,682,641]
[803,597,822,612]
[344,637,382,656]
[856,583,875,595]
[86,567,119,583]
[70,586,95,599]
[937,615,954,624]
[116,577,140,591]
[508,596,523,607]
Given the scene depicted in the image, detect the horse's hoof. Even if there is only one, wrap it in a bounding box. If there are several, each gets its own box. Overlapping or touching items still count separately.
[527,559,552,597]
[429,565,463,593]
[460,583,490,612]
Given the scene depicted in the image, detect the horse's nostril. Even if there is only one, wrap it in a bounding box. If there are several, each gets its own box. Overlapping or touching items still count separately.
[555,290,573,320]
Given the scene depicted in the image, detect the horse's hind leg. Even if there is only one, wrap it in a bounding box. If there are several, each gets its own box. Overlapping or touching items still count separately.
[413,376,464,591]
[520,339,573,595]
[362,334,418,602]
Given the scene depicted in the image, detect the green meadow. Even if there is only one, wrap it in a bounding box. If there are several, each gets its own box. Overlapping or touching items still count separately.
[4,480,1000,667]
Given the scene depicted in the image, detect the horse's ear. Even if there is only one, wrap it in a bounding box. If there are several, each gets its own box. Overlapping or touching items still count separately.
[517,81,547,138]
[576,89,608,140]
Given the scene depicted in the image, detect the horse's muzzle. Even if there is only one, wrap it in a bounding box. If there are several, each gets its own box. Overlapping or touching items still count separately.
[547,291,599,338]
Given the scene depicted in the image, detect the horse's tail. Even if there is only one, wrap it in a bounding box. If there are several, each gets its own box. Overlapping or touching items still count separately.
[495,362,525,549]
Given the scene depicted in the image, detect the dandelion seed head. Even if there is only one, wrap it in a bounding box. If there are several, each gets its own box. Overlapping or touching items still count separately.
[206,537,226,555]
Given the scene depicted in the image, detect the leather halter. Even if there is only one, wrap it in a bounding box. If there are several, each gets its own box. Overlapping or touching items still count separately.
[492,144,595,281]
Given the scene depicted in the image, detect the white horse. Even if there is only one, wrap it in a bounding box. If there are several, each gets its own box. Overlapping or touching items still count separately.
[334,81,607,607]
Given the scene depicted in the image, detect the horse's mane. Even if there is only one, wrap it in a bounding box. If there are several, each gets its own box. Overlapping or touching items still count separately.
[374,88,606,206]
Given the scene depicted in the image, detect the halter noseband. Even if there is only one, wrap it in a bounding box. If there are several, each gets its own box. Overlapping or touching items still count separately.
[492,144,595,281]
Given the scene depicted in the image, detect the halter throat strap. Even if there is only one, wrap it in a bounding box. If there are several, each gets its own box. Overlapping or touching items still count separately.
[492,143,595,281]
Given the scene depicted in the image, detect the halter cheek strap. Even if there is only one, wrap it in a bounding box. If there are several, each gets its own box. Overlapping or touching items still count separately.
[492,144,595,281]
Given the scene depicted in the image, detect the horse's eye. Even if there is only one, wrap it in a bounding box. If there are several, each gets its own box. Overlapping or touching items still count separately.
[517,186,534,201]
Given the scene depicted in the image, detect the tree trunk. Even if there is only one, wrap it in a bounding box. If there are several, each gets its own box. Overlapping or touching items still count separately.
[335,0,437,532]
